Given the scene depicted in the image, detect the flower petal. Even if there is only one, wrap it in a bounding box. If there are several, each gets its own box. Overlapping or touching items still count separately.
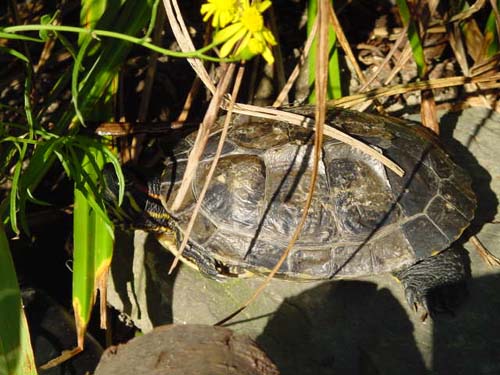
[248,38,265,54]
[220,28,247,57]
[200,3,212,15]
[219,10,233,27]
[262,28,277,45]
[234,33,252,55]
[257,0,272,13]
[214,22,243,44]
[262,45,275,64]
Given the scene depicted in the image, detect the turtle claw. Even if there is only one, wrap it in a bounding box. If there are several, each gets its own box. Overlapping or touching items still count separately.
[403,286,432,322]
[393,247,468,320]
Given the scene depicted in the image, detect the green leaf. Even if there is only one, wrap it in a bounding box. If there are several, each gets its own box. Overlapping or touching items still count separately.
[307,0,342,102]
[396,0,427,77]
[0,223,38,375]
[39,13,59,41]
[53,0,156,134]
[5,0,154,231]
[72,147,114,348]
[0,31,43,43]
[73,186,95,349]
[484,0,500,57]
[71,37,92,126]
[0,46,29,63]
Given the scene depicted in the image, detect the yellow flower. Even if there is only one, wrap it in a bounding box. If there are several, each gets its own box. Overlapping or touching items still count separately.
[213,0,276,64]
[201,0,238,28]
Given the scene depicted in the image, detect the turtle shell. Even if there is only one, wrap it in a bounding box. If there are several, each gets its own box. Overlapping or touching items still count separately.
[159,107,476,279]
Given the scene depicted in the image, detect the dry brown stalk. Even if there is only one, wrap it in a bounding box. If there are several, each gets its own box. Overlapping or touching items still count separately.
[329,74,500,108]
[169,64,245,273]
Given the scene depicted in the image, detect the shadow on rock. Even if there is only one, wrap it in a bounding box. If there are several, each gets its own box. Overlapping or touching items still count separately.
[256,280,427,375]
[439,110,498,230]
[432,272,500,374]
[110,230,179,328]
[255,263,500,375]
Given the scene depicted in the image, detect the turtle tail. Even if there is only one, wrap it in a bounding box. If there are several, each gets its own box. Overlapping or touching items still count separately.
[102,164,169,232]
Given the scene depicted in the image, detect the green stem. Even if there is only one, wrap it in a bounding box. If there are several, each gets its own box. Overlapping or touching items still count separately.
[2,24,229,62]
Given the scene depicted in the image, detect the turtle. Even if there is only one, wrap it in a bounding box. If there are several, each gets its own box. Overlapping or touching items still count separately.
[103,106,476,319]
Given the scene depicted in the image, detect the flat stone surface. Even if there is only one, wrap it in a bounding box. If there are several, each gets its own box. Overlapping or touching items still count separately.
[107,107,500,375]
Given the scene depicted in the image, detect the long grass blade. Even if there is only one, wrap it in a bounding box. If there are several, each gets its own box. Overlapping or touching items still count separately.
[485,0,500,56]
[0,223,37,375]
[307,0,342,102]
[395,0,427,77]
[72,183,94,350]
[72,147,114,350]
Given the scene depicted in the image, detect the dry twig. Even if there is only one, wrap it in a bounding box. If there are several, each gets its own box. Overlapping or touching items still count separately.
[169,64,244,273]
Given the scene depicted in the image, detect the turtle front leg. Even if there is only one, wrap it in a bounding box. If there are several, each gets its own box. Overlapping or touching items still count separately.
[157,232,224,280]
[393,247,469,321]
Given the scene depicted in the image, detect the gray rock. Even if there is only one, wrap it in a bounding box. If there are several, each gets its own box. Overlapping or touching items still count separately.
[107,107,500,375]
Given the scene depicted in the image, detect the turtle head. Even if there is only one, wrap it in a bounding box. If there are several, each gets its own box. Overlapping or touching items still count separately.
[102,164,172,233]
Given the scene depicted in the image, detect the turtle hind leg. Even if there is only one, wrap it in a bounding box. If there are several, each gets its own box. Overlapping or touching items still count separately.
[393,247,470,321]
